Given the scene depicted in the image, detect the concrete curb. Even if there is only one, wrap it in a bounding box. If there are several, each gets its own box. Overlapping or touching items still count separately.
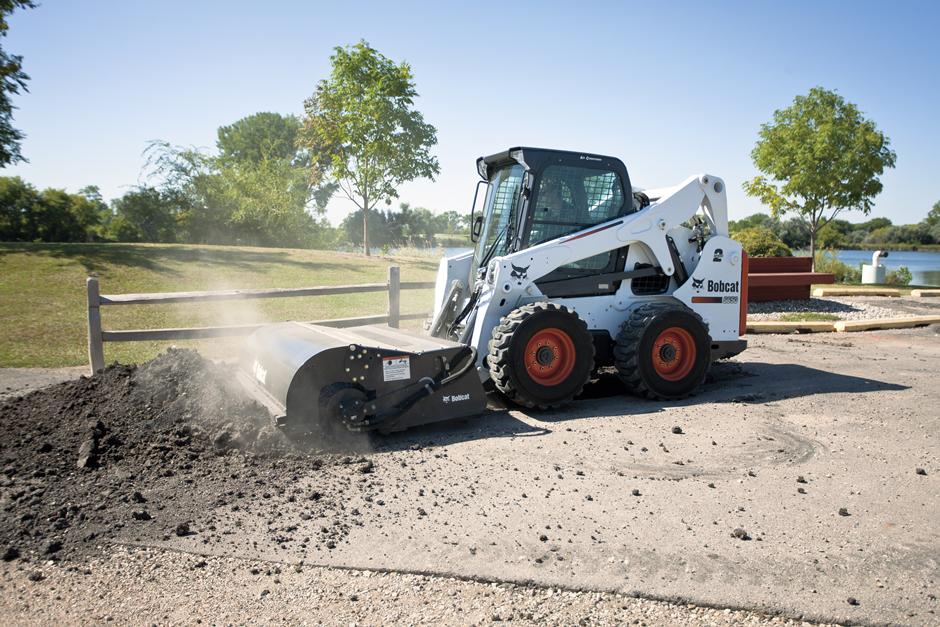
[833,315,940,332]
[911,289,940,298]
[746,321,836,334]
[812,287,901,297]
[747,315,940,334]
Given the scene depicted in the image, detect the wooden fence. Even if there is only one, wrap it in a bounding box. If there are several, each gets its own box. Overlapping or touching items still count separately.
[85,266,435,374]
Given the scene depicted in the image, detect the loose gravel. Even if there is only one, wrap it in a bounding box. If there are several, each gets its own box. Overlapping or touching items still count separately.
[747,296,935,321]
[0,546,839,626]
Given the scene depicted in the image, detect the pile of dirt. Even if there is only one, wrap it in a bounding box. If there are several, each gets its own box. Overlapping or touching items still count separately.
[0,349,380,563]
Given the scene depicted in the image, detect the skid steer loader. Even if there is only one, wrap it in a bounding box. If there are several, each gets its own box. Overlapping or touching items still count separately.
[238,147,748,434]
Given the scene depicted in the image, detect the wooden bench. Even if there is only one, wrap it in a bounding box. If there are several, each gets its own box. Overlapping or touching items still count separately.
[747,256,835,302]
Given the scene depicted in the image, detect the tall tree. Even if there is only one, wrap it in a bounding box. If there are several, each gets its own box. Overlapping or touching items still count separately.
[0,1,34,166]
[743,87,896,267]
[301,41,439,255]
[216,112,303,166]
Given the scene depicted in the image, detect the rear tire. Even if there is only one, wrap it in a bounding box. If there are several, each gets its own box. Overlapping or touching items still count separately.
[614,302,711,400]
[487,302,594,409]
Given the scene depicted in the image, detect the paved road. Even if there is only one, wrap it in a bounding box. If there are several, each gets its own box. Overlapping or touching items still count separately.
[147,326,938,625]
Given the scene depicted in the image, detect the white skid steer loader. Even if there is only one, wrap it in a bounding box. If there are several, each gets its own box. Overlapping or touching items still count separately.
[238,147,748,434]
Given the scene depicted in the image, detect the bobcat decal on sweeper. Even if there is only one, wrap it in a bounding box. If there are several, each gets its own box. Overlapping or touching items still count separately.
[237,147,748,434]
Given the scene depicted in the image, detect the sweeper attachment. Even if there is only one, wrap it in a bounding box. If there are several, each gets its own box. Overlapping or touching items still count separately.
[239,147,748,434]
[237,322,485,434]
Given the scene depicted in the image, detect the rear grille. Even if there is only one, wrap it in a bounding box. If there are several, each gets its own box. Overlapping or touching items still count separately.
[631,264,670,295]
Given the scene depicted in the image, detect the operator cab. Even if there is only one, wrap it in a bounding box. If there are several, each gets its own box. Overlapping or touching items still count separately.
[470,147,648,297]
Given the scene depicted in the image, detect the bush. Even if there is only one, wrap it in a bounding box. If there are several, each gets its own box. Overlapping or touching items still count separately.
[885,266,912,286]
[731,226,792,257]
[814,249,861,283]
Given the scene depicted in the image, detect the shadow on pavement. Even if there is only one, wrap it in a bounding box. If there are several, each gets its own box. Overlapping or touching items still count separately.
[372,360,908,453]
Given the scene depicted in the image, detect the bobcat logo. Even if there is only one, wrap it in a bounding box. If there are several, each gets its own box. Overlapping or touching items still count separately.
[691,277,705,290]
[713,248,724,262]
[510,264,530,280]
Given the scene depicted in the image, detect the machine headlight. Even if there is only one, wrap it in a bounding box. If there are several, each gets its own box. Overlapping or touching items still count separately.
[487,259,498,284]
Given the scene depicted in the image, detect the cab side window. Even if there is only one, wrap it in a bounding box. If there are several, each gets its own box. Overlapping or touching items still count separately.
[528,165,625,248]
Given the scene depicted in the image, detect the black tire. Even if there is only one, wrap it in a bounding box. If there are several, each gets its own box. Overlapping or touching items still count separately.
[614,301,711,400]
[487,302,595,409]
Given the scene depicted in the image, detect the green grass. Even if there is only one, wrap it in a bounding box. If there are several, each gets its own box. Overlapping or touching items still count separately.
[778,312,840,322]
[0,242,439,368]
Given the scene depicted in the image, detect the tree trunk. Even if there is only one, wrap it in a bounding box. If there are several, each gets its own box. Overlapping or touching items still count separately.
[362,194,370,256]
[809,225,816,272]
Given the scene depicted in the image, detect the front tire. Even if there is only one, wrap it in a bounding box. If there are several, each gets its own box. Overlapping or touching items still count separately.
[614,302,711,399]
[487,303,595,409]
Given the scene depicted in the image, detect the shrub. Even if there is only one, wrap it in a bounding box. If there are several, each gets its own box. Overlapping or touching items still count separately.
[731,226,792,257]
[814,249,861,283]
[885,266,912,286]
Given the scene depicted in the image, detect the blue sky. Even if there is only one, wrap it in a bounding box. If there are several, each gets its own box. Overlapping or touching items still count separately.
[4,1,939,225]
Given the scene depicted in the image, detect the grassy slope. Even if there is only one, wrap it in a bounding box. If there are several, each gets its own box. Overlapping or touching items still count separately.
[0,243,439,368]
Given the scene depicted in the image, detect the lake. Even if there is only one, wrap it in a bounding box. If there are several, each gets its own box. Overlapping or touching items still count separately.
[836,249,940,287]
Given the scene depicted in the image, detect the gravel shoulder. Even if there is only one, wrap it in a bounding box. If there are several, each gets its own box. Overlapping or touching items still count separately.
[0,546,837,626]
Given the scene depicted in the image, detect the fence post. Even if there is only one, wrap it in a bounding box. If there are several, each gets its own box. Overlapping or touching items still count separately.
[86,277,105,375]
[387,266,401,328]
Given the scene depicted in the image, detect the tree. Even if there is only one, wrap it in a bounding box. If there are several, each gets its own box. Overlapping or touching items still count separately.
[925,200,940,228]
[109,186,180,242]
[743,87,896,268]
[730,226,792,257]
[216,112,303,166]
[302,41,439,255]
[0,1,34,166]
[0,174,37,238]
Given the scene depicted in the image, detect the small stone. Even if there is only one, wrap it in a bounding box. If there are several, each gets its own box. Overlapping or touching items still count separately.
[175,522,191,536]
[796,475,807,484]
[797,487,806,494]
[2,546,19,561]
[838,508,850,517]
[631,489,641,497]
[847,597,859,606]
[732,528,750,541]
[27,571,44,582]
[915,468,927,476]
[131,491,147,503]
[358,461,374,474]
[539,534,548,542]
[707,483,716,489]
[671,426,683,434]
[45,540,63,554]
[132,510,151,521]
[417,507,428,516]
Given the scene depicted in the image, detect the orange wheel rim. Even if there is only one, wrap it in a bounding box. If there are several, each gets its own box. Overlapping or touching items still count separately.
[524,327,576,386]
[651,326,696,381]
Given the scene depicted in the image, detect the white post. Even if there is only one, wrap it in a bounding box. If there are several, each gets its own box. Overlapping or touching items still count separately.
[86,277,105,374]
[387,266,401,328]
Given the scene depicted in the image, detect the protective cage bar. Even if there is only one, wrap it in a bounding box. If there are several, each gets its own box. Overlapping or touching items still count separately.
[85,266,435,375]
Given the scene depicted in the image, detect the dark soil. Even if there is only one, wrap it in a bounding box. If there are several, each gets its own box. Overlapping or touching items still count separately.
[0,349,382,562]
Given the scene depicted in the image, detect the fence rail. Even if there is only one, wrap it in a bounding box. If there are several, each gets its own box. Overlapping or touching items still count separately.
[86,266,434,374]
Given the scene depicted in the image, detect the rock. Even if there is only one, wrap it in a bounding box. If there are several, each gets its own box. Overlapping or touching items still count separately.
[797,487,806,494]
[76,438,98,469]
[847,597,859,606]
[131,491,147,503]
[175,522,191,536]
[44,540,63,554]
[27,571,44,582]
[838,508,850,517]
[796,475,807,484]
[2,546,19,561]
[631,489,641,497]
[915,467,927,476]
[671,426,683,434]
[132,510,151,521]
[358,460,374,474]
[37,442,53,453]
[539,534,548,542]
[732,528,751,541]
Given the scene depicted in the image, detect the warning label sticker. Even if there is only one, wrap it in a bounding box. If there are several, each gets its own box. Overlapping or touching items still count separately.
[382,356,411,382]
